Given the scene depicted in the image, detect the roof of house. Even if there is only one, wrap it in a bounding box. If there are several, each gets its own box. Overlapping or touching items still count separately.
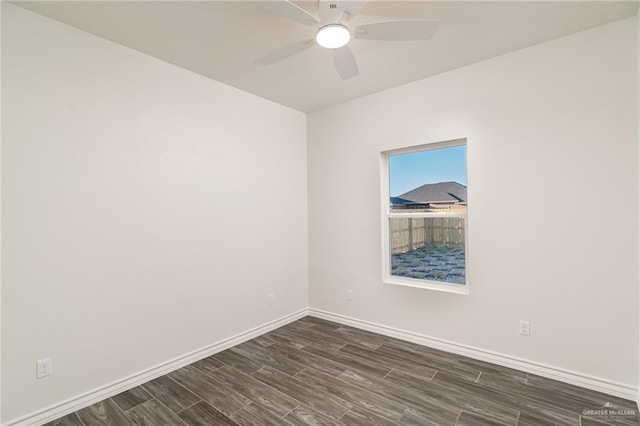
[396,181,467,204]
[390,196,414,205]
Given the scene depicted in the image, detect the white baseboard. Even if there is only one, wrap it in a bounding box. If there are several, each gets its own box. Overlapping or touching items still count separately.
[5,308,309,426]
[308,308,639,403]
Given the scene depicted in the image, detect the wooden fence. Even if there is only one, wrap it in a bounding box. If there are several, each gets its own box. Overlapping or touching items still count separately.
[390,217,465,254]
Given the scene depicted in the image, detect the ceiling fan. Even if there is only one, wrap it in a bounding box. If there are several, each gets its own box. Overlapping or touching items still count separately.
[255,0,439,80]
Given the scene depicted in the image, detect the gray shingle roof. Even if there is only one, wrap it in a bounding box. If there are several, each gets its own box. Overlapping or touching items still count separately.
[390,196,413,205]
[397,181,467,204]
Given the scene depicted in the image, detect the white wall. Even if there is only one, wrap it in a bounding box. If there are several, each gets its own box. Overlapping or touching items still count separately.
[0,2,4,422]
[637,10,640,407]
[1,3,308,422]
[308,17,638,388]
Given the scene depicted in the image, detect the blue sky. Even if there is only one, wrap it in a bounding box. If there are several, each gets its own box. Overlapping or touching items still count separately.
[389,145,467,196]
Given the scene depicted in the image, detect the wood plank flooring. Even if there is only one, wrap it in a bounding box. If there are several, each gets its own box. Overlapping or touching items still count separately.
[45,316,639,426]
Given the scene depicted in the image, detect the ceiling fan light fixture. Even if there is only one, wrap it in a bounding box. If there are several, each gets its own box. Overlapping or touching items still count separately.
[316,24,351,49]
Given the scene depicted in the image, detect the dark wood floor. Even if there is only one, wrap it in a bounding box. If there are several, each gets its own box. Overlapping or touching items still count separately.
[46,316,638,426]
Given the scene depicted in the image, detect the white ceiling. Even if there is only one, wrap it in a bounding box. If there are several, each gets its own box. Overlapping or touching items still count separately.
[11,1,639,112]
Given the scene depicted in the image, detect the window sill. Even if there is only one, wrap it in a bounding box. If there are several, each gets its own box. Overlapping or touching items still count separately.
[384,276,469,295]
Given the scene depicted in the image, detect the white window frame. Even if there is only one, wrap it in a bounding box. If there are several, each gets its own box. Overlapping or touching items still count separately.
[380,138,469,295]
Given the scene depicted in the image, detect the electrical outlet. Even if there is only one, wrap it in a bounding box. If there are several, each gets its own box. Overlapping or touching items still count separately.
[36,358,52,379]
[519,321,530,336]
[347,290,353,301]
[268,293,274,305]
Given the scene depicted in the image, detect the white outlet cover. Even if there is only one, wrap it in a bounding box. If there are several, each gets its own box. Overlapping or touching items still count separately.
[37,358,53,379]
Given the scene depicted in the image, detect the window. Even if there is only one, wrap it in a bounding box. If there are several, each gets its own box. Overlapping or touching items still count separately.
[381,139,468,294]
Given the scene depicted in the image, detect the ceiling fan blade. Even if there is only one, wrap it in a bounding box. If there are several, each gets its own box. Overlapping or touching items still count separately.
[354,19,439,41]
[332,46,359,80]
[254,39,316,65]
[259,1,320,26]
[338,0,367,21]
